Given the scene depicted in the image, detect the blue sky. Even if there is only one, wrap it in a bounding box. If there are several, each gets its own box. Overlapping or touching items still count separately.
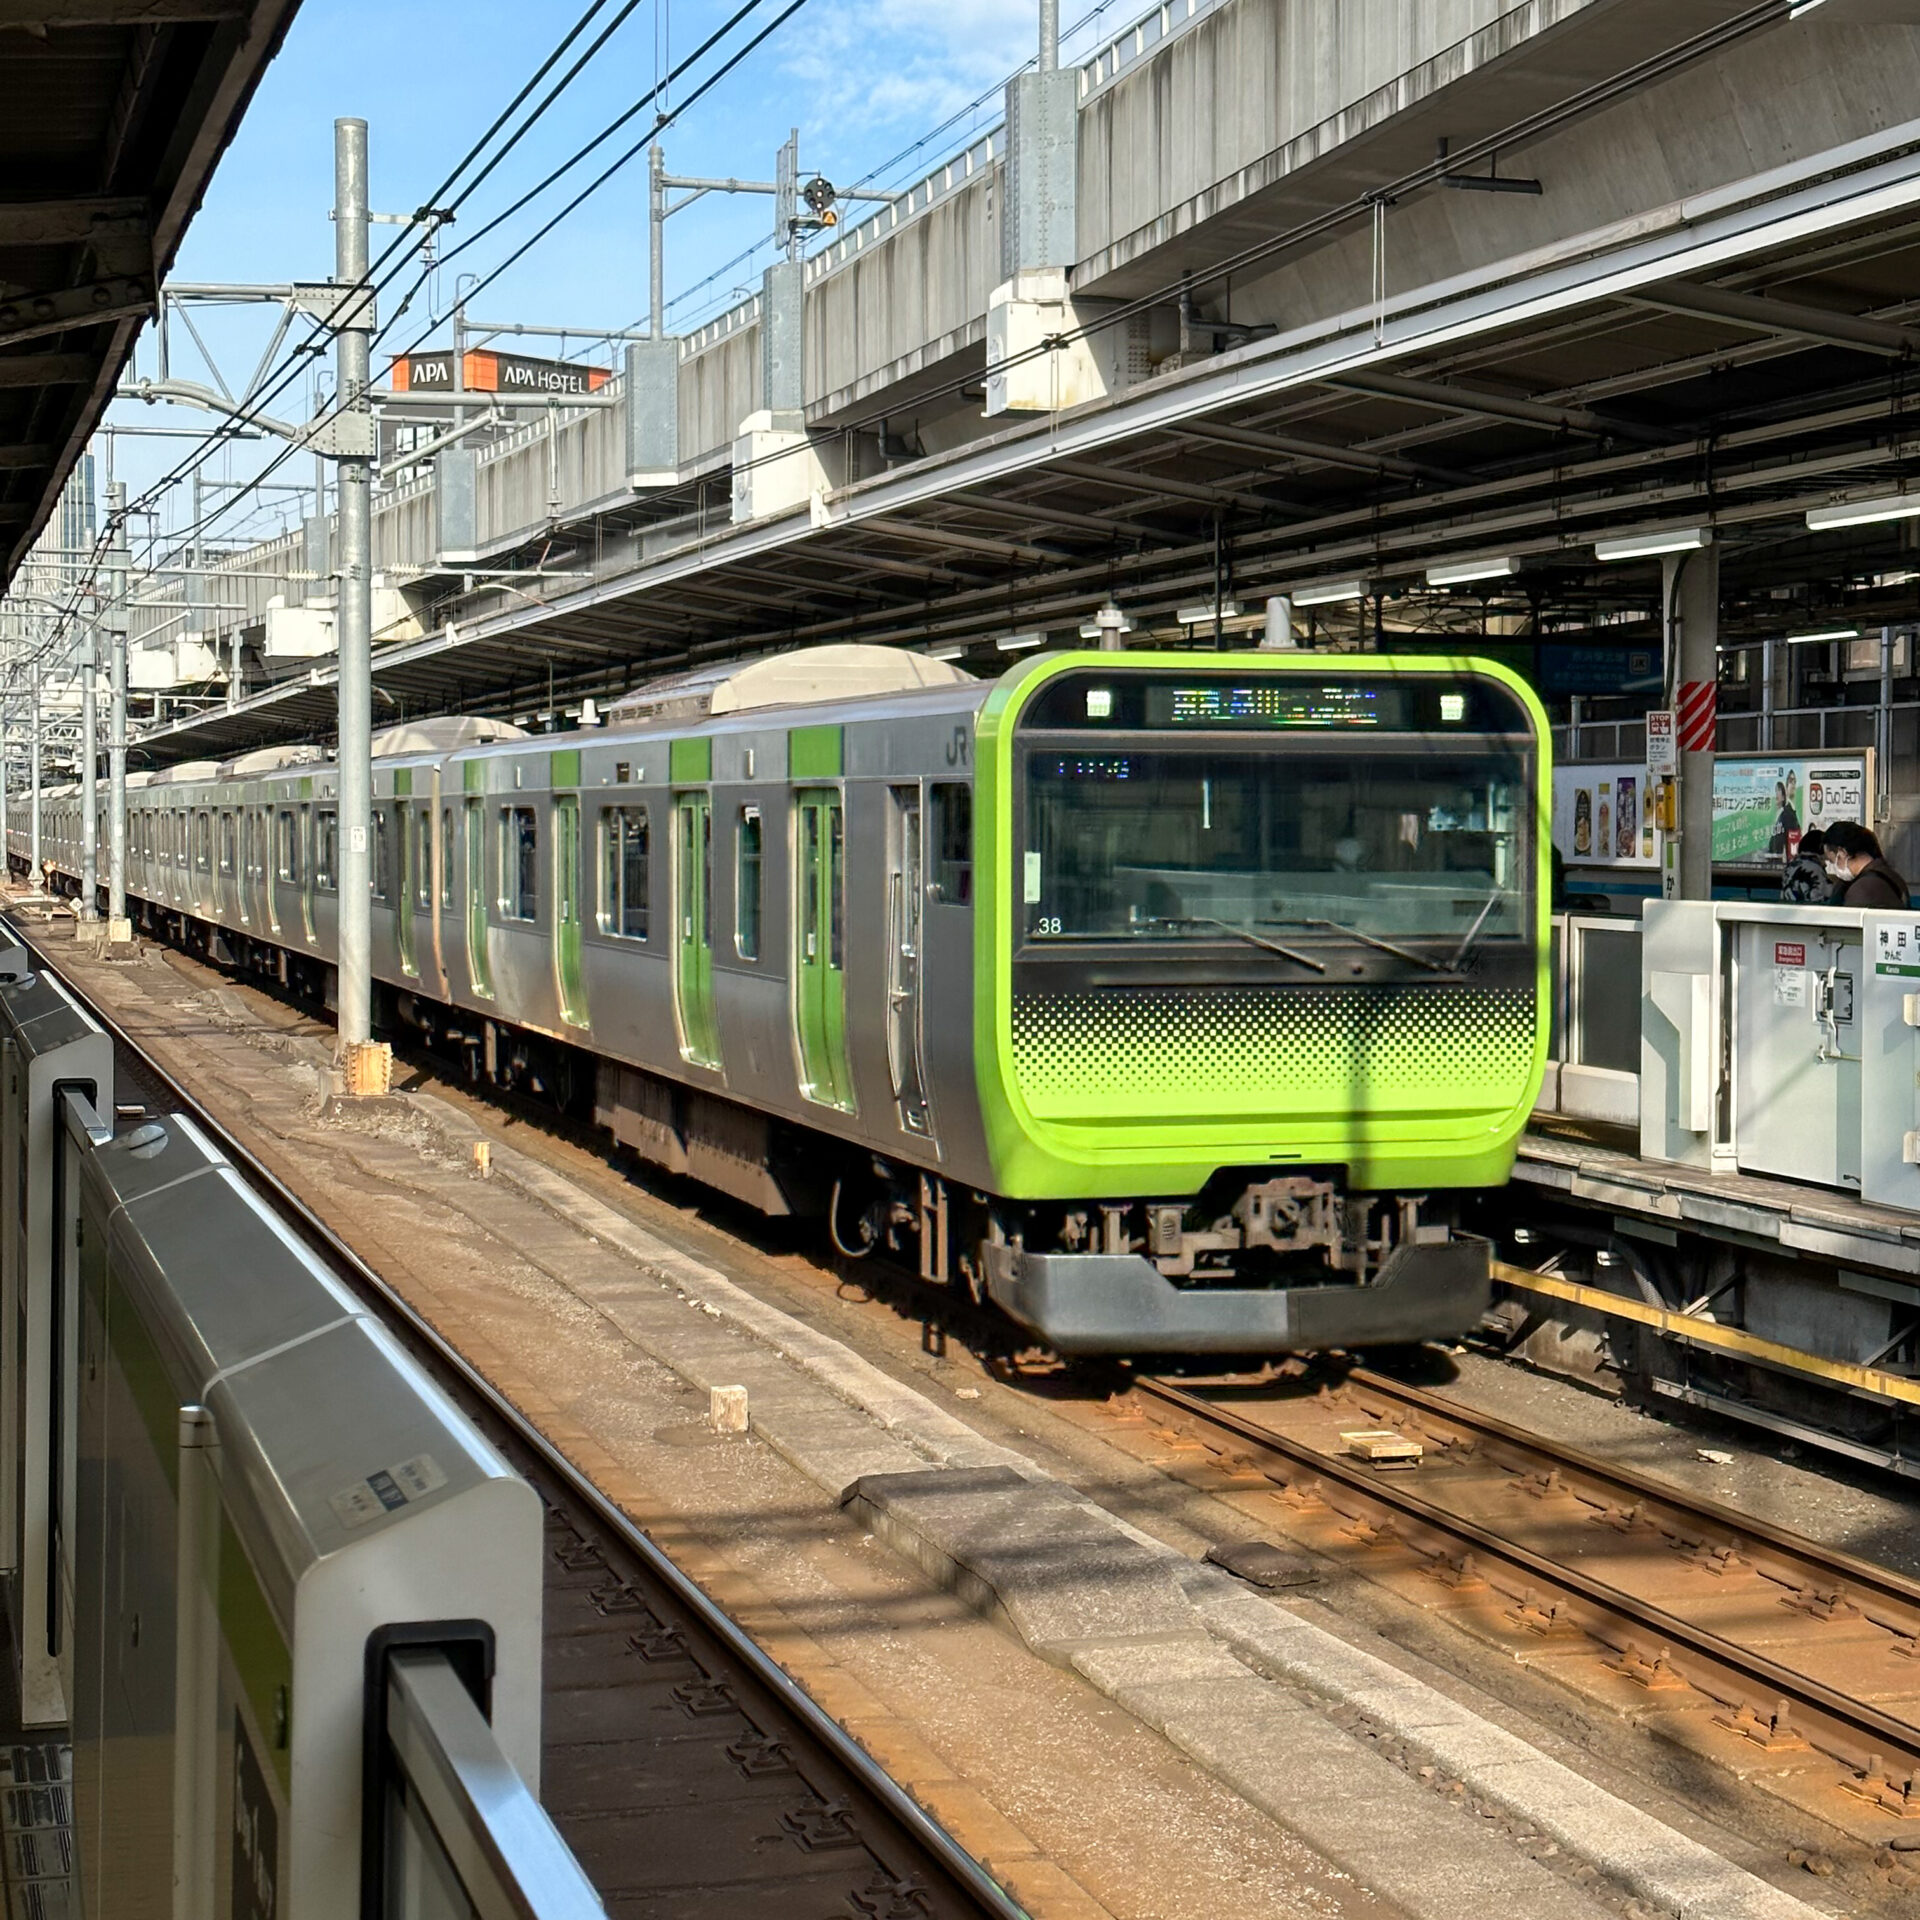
[105,0,1134,540]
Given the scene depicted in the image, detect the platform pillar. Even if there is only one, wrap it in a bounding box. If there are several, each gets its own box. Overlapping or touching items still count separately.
[1668,545,1719,901]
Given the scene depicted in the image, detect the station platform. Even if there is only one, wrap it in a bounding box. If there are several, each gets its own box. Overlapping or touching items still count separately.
[1517,1125,1920,1280]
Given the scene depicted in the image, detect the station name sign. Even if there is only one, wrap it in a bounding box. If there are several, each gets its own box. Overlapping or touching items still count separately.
[388,349,612,397]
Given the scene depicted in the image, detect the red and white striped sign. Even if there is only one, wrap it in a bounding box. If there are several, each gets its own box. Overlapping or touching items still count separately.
[1677,679,1717,754]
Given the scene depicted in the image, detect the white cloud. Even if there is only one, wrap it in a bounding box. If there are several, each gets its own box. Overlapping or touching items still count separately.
[780,0,1041,135]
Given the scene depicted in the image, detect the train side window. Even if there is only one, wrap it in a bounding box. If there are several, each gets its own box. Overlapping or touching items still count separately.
[931,783,972,905]
[372,809,391,900]
[735,807,762,961]
[193,812,211,873]
[218,813,235,875]
[501,805,537,920]
[441,807,454,908]
[275,809,301,884]
[597,805,648,939]
[315,810,337,890]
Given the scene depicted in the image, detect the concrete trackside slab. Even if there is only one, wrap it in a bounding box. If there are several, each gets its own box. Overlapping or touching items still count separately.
[412,1105,1831,1920]
[848,1467,1208,1661]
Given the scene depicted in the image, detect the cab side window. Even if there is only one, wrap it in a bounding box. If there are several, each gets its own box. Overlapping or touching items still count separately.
[931,782,972,905]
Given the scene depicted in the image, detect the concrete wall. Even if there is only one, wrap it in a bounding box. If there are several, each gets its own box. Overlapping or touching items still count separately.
[1076,0,1607,278]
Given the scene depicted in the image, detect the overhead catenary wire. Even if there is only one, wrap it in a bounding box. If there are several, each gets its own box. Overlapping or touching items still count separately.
[28,0,818,670]
[102,0,674,568]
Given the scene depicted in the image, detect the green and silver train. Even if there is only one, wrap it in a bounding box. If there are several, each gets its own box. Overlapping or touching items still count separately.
[18,645,1550,1355]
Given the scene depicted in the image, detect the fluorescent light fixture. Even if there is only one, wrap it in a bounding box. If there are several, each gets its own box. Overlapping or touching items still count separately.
[1805,491,1920,531]
[1788,0,1827,17]
[1593,526,1711,562]
[926,642,967,660]
[1175,600,1240,626]
[1426,555,1517,587]
[1289,578,1367,607]
[996,632,1045,651]
[1785,627,1859,644]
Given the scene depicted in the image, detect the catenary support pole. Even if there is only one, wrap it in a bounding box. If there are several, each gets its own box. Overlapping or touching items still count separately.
[79,611,97,920]
[650,143,666,338]
[333,116,378,1085]
[28,660,41,884]
[1039,0,1058,69]
[106,481,129,935]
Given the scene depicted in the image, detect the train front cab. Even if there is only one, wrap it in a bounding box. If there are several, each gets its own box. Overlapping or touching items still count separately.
[970,651,1550,1355]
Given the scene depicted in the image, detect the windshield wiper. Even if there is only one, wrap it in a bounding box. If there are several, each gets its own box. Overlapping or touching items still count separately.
[1134,914,1328,973]
[1448,888,1506,970]
[1275,917,1456,974]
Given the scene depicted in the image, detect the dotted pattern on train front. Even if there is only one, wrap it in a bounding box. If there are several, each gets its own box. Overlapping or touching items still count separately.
[1008,984,1537,1114]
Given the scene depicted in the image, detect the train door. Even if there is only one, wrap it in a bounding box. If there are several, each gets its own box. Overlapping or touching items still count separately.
[886,786,931,1135]
[553,795,589,1028]
[673,792,719,1066]
[794,788,853,1110]
[464,797,493,997]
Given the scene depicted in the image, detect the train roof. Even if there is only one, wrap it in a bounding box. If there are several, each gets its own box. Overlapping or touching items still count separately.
[603,644,971,724]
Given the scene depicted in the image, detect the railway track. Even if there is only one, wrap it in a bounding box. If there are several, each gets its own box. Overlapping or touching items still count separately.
[47,932,1026,1920]
[1133,1369,1920,1841]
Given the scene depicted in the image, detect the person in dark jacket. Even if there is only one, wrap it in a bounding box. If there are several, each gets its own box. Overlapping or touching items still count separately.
[1823,821,1910,908]
[1780,827,1831,904]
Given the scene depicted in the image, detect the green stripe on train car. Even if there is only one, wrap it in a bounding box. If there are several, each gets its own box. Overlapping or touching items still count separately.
[464,759,485,793]
[670,737,711,783]
[788,724,841,780]
[550,748,581,788]
[394,768,412,796]
[299,777,312,799]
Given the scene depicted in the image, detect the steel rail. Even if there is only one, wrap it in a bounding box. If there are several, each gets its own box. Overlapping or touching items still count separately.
[1138,1374,1920,1779]
[13,921,1028,1920]
[1341,1364,1920,1615]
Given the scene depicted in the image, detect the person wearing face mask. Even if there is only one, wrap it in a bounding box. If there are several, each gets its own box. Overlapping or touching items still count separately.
[1823,821,1910,908]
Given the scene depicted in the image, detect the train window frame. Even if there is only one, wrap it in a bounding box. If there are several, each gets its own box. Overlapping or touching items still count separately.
[218,812,236,876]
[315,809,337,891]
[275,808,301,885]
[413,806,433,910]
[441,806,454,910]
[192,811,212,873]
[501,804,538,922]
[735,806,763,961]
[597,804,649,941]
[931,782,972,905]
[372,807,392,901]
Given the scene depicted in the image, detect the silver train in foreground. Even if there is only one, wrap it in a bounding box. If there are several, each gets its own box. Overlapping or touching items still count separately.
[13,645,1548,1355]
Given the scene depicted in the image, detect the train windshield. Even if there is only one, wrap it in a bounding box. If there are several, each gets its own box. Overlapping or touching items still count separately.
[1021,744,1532,949]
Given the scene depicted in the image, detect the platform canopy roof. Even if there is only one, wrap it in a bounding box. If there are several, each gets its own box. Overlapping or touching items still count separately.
[1,0,301,588]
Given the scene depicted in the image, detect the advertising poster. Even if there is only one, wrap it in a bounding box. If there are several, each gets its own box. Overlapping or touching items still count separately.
[1553,762,1657,868]
[1554,752,1874,870]
[1710,755,1869,868]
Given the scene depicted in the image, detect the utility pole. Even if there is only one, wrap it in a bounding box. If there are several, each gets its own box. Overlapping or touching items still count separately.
[79,603,97,921]
[106,481,130,938]
[333,115,383,1094]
